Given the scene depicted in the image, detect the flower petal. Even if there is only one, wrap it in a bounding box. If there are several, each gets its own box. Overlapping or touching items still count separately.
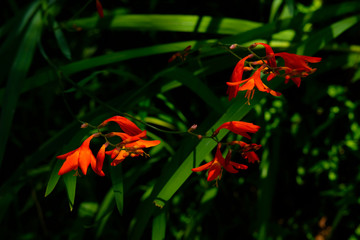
[191,161,213,172]
[58,151,79,175]
[94,142,108,176]
[207,163,221,181]
[99,116,143,135]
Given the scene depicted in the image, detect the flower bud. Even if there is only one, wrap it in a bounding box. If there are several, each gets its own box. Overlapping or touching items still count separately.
[188,124,198,132]
[229,44,238,50]
[81,123,89,128]
[249,43,258,49]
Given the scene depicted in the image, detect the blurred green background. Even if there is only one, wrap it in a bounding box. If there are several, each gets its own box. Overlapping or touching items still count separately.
[0,0,360,239]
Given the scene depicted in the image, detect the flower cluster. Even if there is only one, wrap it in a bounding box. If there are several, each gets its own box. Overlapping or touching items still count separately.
[227,43,321,104]
[191,121,261,182]
[57,116,161,176]
[55,43,321,187]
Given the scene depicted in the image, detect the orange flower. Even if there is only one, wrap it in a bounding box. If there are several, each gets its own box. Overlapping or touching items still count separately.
[95,142,109,174]
[105,130,161,166]
[213,121,260,139]
[227,66,282,104]
[57,134,105,176]
[227,54,253,101]
[192,144,248,181]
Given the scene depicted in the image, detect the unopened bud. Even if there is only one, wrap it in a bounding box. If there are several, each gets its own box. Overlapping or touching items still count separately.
[197,135,202,140]
[81,123,89,128]
[249,43,258,49]
[188,124,198,132]
[229,44,238,50]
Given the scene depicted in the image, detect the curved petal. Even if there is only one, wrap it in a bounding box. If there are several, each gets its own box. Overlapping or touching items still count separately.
[214,121,260,139]
[127,139,161,148]
[78,149,93,175]
[58,151,79,175]
[230,162,249,170]
[110,150,129,166]
[56,149,77,159]
[254,43,277,68]
[207,163,221,181]
[191,161,213,172]
[99,116,143,135]
[227,55,253,100]
[245,152,260,163]
[94,142,108,176]
[223,162,239,173]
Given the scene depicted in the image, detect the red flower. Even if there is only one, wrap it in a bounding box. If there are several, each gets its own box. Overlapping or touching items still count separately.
[213,121,260,139]
[96,0,104,18]
[227,54,253,101]
[57,134,105,176]
[229,141,261,163]
[104,130,161,166]
[99,116,143,136]
[252,43,277,68]
[273,52,322,87]
[192,144,248,181]
[252,43,321,86]
[227,66,282,104]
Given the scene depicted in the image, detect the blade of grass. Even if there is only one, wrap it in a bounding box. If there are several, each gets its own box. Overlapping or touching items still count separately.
[66,14,262,35]
[63,173,77,211]
[0,9,42,169]
[0,1,40,84]
[110,165,124,215]
[129,91,266,240]
[152,209,166,240]
[296,15,360,56]
[44,159,63,197]
[53,20,72,60]
[156,67,224,114]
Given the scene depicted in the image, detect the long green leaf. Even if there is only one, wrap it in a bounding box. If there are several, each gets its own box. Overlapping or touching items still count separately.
[63,173,77,211]
[156,67,224,114]
[129,92,265,240]
[296,15,360,56]
[0,1,40,84]
[0,9,42,169]
[110,165,124,215]
[66,14,262,35]
[152,210,166,240]
[53,20,72,60]
[44,159,63,197]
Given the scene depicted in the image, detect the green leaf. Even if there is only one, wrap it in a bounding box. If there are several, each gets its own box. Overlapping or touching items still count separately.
[110,165,124,215]
[66,14,263,35]
[296,15,360,55]
[63,173,77,211]
[155,96,259,204]
[53,20,72,60]
[129,91,265,240]
[44,159,63,197]
[0,9,42,169]
[156,67,224,113]
[152,210,166,240]
[0,1,40,84]
[95,189,115,238]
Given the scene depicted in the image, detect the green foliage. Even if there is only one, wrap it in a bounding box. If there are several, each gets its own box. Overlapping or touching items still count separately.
[1,0,360,239]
